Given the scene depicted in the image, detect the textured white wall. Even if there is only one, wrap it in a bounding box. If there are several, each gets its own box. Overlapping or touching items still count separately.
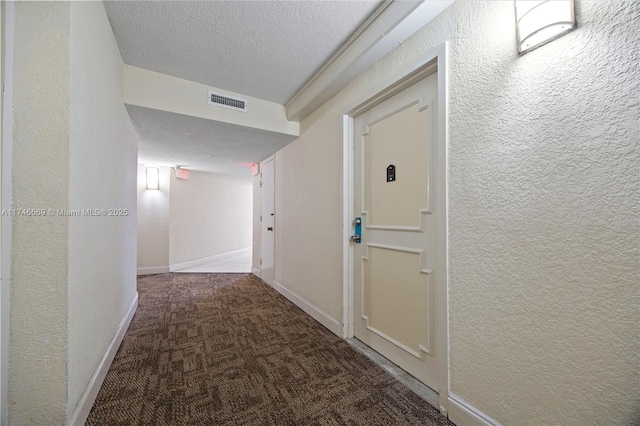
[169,171,252,265]
[67,1,138,418]
[445,2,638,424]
[252,172,261,274]
[8,2,139,422]
[137,165,171,271]
[9,3,70,423]
[274,0,639,424]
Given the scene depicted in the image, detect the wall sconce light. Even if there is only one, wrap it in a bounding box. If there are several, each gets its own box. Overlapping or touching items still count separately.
[515,0,576,55]
[146,167,159,190]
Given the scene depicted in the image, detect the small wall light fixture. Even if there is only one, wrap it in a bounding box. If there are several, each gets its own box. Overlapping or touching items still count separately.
[515,0,576,55]
[146,167,159,190]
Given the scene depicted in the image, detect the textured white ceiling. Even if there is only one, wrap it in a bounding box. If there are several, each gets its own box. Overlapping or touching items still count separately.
[104,0,383,105]
[128,105,297,178]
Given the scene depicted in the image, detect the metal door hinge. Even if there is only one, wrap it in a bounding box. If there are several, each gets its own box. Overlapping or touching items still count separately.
[260,259,262,265]
[260,215,262,221]
[259,181,263,187]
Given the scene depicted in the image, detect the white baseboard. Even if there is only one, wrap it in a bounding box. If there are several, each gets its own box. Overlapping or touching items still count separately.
[137,266,169,275]
[272,280,341,336]
[169,247,251,272]
[251,266,261,277]
[448,393,501,426]
[69,293,139,426]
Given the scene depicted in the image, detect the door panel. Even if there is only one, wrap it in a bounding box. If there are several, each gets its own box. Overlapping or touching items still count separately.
[354,73,439,391]
[362,244,430,357]
[363,102,429,229]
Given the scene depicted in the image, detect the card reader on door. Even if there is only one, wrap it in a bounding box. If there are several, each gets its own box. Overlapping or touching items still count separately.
[350,217,362,243]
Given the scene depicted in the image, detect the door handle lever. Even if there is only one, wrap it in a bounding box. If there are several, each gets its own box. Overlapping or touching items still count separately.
[267,227,273,231]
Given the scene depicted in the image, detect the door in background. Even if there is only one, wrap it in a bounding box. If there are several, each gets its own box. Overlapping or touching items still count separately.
[353,72,440,391]
[260,157,275,286]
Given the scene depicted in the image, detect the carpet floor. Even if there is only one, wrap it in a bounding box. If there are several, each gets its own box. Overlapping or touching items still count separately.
[86,273,454,425]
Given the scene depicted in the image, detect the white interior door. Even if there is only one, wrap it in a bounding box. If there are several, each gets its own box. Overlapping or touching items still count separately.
[353,72,440,391]
[260,157,275,286]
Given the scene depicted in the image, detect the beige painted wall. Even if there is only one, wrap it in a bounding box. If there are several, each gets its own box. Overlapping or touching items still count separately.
[67,1,138,418]
[273,0,639,424]
[137,169,252,270]
[168,170,252,266]
[275,119,343,319]
[124,65,299,137]
[8,2,139,423]
[136,165,171,272]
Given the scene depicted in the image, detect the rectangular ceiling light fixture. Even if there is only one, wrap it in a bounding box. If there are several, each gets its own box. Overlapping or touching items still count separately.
[146,167,159,190]
[515,0,576,55]
[208,91,248,112]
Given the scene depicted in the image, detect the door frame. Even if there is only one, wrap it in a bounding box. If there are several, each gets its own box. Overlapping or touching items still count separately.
[0,2,12,422]
[341,42,450,414]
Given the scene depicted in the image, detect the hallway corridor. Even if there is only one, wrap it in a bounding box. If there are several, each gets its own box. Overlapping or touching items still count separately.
[87,273,452,425]
[174,248,252,274]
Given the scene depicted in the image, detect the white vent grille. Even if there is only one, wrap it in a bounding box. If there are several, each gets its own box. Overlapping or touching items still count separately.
[208,91,248,112]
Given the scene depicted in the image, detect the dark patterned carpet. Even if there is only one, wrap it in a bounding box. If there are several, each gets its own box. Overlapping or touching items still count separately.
[87,273,453,425]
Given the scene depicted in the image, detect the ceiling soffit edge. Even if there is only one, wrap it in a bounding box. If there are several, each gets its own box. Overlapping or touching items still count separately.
[286,0,454,122]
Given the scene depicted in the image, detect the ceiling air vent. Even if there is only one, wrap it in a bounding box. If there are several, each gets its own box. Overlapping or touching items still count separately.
[208,91,248,112]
